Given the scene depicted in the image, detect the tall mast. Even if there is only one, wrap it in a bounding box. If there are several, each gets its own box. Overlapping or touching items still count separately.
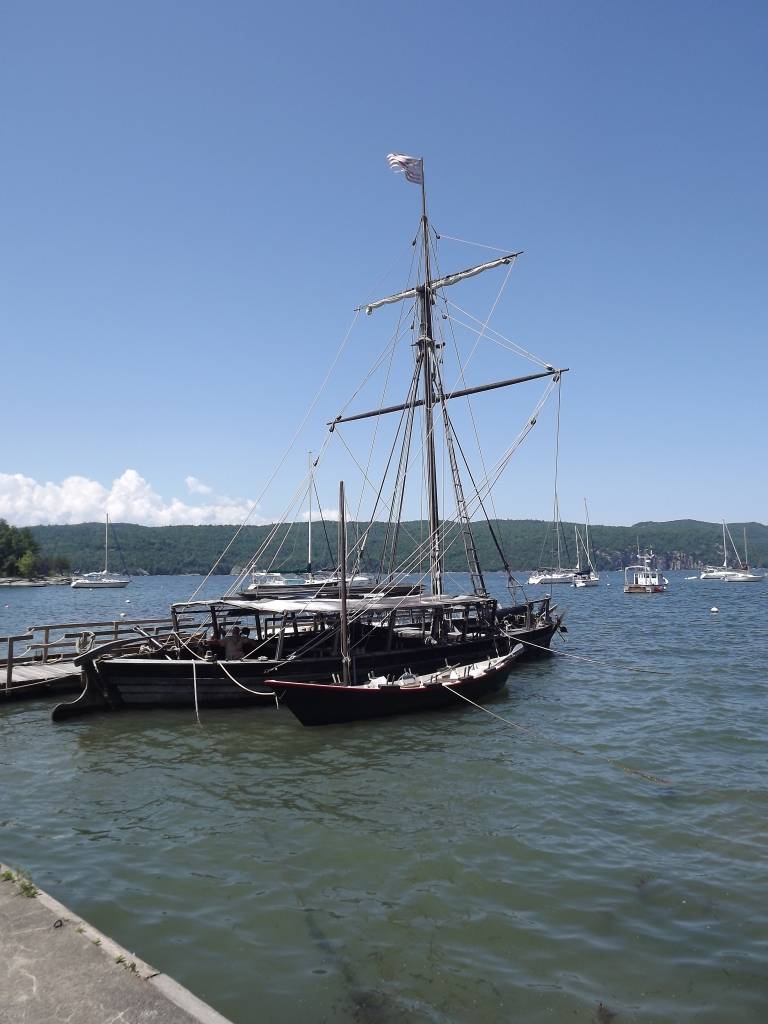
[338,481,351,686]
[584,498,593,570]
[307,451,313,576]
[743,526,749,569]
[722,520,728,569]
[417,163,442,596]
[104,513,109,574]
[574,525,580,572]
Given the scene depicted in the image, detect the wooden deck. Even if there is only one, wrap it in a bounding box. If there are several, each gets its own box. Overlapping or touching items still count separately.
[6,662,80,684]
[1,661,82,700]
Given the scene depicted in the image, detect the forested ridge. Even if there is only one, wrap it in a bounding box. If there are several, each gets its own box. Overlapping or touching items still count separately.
[29,519,767,575]
[0,518,69,577]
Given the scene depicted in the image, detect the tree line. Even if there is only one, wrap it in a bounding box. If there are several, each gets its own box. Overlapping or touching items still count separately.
[0,519,70,578]
[28,518,767,576]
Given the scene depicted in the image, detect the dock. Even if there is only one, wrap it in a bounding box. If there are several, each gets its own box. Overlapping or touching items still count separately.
[1,617,190,700]
[0,863,233,1024]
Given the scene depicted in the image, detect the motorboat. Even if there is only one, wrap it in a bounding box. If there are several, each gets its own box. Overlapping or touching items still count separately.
[623,551,667,593]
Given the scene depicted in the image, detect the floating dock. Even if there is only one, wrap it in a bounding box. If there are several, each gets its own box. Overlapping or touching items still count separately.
[0,863,233,1024]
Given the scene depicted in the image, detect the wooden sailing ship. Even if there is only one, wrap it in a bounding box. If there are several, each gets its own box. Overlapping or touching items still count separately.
[54,155,566,721]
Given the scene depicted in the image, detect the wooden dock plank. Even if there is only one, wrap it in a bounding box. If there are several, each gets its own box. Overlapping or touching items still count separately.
[10,663,80,683]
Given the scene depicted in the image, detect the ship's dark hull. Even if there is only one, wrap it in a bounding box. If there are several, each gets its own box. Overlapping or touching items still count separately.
[52,619,557,720]
[269,655,517,726]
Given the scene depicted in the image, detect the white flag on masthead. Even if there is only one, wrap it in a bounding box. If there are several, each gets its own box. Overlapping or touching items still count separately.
[386,153,424,184]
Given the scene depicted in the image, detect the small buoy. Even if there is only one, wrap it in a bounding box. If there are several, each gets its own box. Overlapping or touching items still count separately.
[125,599,131,603]
[606,583,611,587]
[710,607,719,614]
[120,612,126,618]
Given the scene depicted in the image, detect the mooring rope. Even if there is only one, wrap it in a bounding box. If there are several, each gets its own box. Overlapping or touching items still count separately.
[441,683,670,786]
[218,660,279,708]
[191,661,201,727]
[514,636,676,677]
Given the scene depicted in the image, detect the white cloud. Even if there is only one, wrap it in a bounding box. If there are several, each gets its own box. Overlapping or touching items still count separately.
[299,507,340,522]
[0,470,266,526]
[185,475,213,495]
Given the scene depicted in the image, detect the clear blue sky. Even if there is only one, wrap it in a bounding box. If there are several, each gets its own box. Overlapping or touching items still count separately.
[2,0,766,526]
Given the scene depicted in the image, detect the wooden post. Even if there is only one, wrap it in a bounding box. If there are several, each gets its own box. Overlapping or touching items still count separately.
[41,627,50,665]
[5,638,12,691]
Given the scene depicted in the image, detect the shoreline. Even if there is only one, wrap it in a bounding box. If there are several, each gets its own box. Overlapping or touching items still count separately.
[0,863,233,1024]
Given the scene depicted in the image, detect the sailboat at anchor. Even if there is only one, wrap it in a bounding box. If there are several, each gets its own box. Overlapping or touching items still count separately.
[70,514,131,589]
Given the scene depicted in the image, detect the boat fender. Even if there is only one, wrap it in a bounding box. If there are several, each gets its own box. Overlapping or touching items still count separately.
[710,607,719,614]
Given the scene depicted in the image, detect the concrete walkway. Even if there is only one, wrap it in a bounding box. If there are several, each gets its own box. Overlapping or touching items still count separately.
[0,865,233,1024]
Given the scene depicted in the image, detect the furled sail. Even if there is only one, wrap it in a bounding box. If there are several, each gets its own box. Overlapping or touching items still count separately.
[362,252,522,316]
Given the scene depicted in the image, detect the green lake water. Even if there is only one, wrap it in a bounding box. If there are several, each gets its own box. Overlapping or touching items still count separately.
[1,573,766,1022]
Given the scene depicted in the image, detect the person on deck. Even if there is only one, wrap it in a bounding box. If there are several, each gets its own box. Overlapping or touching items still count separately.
[207,626,247,660]
[222,626,246,660]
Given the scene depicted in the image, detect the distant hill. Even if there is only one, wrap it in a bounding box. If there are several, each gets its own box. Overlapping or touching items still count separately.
[29,519,767,575]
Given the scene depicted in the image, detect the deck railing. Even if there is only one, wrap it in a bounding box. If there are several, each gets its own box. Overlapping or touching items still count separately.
[0,616,198,692]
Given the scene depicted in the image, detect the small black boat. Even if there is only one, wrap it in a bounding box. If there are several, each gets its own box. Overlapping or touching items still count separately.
[268,647,523,726]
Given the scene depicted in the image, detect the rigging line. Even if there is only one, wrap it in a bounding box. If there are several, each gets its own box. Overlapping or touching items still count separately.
[241,322,406,586]
[444,300,554,369]
[445,313,553,369]
[441,397,525,594]
[430,232,512,254]
[521,636,678,679]
[441,683,671,786]
[332,426,426,558]
[445,262,517,395]
[387,379,419,577]
[335,378,560,594]
[324,375,560,603]
[378,362,420,578]
[359,237,420,314]
[312,475,335,569]
[189,308,362,603]
[346,354,423,571]
[435,285,506,548]
[551,377,572,569]
[351,294,408,559]
[229,422,340,593]
[225,462,322,595]
[404,379,560,582]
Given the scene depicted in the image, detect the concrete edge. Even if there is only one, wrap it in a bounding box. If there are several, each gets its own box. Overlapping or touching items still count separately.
[1,863,234,1024]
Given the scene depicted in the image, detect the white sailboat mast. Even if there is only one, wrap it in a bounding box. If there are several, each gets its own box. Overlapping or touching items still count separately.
[104,514,109,574]
[721,520,728,569]
[584,498,594,570]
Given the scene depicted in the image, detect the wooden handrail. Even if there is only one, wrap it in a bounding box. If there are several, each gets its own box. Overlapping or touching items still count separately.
[3,633,34,691]
[1,632,35,645]
[26,617,178,631]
